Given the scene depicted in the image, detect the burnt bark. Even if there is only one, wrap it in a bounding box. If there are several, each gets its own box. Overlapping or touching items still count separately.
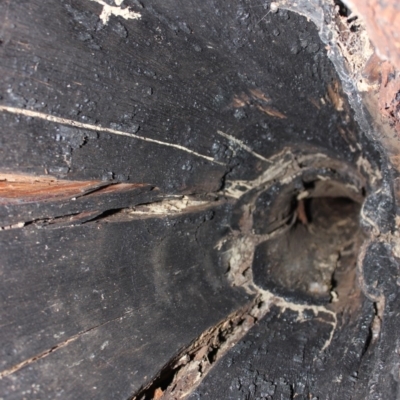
[0,1,399,399]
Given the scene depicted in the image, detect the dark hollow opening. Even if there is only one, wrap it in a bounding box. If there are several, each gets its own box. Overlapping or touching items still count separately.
[253,180,364,303]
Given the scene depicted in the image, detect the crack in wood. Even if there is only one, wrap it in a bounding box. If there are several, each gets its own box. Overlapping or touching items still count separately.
[0,177,221,228]
[0,106,225,165]
[15,209,103,229]
[216,130,273,164]
[128,196,218,216]
[131,296,273,400]
[0,310,136,379]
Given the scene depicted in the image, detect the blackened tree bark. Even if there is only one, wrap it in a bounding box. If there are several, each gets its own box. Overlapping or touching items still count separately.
[0,1,399,399]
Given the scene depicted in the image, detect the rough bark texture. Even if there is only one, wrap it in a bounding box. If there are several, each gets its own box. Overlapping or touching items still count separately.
[0,1,399,399]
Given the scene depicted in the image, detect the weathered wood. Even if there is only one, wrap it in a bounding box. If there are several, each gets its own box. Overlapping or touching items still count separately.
[0,0,399,399]
[0,0,372,192]
[0,203,251,398]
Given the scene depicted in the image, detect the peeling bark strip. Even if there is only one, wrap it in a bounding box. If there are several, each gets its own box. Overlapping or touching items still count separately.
[0,106,224,165]
[0,174,157,227]
[0,177,104,203]
[0,178,145,203]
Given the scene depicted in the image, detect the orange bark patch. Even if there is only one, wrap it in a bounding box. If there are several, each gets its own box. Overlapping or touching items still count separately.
[0,174,145,204]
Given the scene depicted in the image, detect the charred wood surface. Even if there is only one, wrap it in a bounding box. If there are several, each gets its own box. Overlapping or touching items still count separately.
[0,1,399,399]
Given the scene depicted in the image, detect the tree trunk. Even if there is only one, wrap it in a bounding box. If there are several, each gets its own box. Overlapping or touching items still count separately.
[1,1,399,399]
